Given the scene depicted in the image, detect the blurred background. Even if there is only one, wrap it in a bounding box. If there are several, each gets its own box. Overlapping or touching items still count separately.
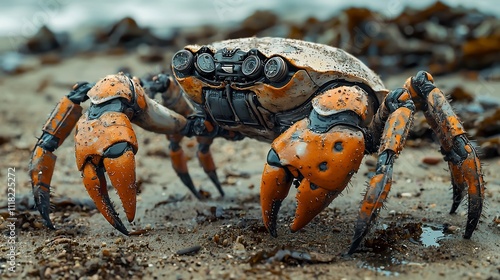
[0,0,499,37]
[1,0,499,75]
[0,0,499,155]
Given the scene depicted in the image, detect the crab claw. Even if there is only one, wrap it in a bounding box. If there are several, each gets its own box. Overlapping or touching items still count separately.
[290,179,340,233]
[261,114,366,238]
[75,111,139,234]
[82,162,130,235]
[260,161,293,237]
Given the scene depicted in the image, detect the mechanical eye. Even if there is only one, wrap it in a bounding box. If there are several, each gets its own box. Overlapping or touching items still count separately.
[195,53,215,75]
[264,57,288,82]
[242,55,262,79]
[172,50,194,74]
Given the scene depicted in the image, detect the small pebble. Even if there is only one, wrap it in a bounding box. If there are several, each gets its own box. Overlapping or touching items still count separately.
[422,157,442,165]
[401,192,413,198]
[33,221,44,229]
[444,224,460,233]
[102,249,111,257]
[213,234,220,244]
[176,245,201,256]
[44,268,52,278]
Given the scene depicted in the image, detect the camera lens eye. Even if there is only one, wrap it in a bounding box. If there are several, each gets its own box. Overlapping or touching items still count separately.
[196,53,215,75]
[242,55,262,79]
[264,57,288,82]
[172,50,194,73]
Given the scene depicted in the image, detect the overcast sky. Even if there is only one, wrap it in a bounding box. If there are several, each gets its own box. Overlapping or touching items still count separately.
[0,0,497,37]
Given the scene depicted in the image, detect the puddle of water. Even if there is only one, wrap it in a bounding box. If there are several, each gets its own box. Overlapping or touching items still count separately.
[359,255,407,276]
[358,224,450,275]
[419,224,448,247]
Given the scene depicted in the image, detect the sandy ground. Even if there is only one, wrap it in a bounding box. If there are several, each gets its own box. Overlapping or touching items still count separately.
[0,51,499,280]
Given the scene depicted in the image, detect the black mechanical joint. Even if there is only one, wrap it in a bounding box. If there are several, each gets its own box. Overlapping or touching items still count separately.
[182,117,214,137]
[411,71,436,100]
[87,99,126,120]
[266,149,282,167]
[385,88,416,113]
[143,74,171,97]
[376,150,396,174]
[308,110,362,134]
[67,82,93,104]
[442,135,470,165]
[38,132,60,152]
[103,142,133,158]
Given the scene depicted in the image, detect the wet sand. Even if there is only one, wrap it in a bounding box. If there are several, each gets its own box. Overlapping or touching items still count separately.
[0,50,499,279]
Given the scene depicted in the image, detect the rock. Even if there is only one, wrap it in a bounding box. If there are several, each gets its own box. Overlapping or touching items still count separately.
[227,10,278,39]
[102,249,111,257]
[94,17,170,49]
[449,86,474,103]
[176,245,201,256]
[461,34,500,69]
[20,26,66,54]
[479,136,500,158]
[401,192,413,198]
[475,108,500,137]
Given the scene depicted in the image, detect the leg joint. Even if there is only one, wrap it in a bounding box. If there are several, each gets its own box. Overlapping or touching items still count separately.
[375,150,396,174]
[410,71,436,100]
[442,135,471,165]
[385,88,415,113]
[38,132,59,152]
[67,82,92,105]
[198,142,210,153]
[169,141,181,151]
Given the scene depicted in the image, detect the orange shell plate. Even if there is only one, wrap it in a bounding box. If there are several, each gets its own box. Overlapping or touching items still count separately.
[75,112,138,170]
[272,120,365,189]
[87,74,147,108]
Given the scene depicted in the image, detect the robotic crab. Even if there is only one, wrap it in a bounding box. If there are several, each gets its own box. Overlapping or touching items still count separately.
[29,37,484,254]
